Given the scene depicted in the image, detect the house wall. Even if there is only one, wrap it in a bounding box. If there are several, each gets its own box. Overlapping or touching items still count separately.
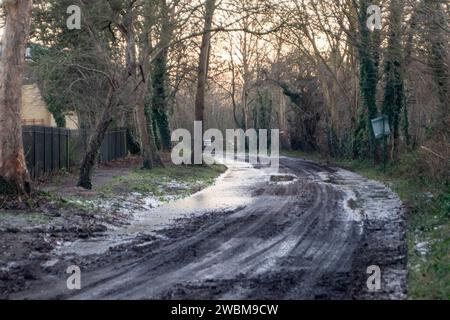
[21,84,80,129]
[65,113,79,130]
[21,84,56,126]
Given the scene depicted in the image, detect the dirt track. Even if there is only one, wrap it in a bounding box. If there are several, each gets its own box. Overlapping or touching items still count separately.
[11,156,407,300]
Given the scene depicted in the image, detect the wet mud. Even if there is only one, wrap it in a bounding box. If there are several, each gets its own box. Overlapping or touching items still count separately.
[6,157,406,300]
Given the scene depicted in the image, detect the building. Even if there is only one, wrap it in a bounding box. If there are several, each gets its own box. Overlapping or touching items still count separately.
[0,38,79,129]
[20,83,79,129]
[21,84,57,126]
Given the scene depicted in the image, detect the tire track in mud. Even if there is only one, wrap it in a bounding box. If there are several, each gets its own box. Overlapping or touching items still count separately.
[11,157,406,300]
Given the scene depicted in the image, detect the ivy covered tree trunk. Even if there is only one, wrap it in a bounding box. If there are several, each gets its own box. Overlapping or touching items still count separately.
[151,0,172,151]
[136,0,164,169]
[119,0,162,170]
[140,88,163,168]
[151,54,171,151]
[355,0,379,161]
[423,0,449,135]
[0,0,33,195]
[136,88,158,169]
[382,0,406,159]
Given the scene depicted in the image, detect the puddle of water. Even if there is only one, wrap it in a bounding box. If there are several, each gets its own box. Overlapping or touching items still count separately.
[55,158,270,257]
[333,169,403,221]
[55,157,403,258]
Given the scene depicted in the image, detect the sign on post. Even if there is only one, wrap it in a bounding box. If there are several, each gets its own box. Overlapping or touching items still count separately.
[371,116,391,139]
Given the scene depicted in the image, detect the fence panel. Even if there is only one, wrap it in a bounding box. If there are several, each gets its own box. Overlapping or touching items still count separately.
[44,127,52,173]
[52,127,60,171]
[60,128,69,170]
[34,126,45,178]
[22,126,35,178]
[22,126,128,179]
[99,129,127,164]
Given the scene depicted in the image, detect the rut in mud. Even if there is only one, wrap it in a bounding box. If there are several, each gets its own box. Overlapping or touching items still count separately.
[10,156,407,300]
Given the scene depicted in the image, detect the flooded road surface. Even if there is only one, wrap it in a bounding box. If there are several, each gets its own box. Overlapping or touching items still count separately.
[13,156,407,299]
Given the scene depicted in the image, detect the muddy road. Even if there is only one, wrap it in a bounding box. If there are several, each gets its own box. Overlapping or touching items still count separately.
[11,156,407,300]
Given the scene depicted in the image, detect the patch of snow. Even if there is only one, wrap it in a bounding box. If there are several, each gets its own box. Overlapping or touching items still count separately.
[415,240,430,259]
[41,259,59,268]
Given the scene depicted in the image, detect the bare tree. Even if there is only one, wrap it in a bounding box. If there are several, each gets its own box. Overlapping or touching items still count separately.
[0,0,33,195]
[194,0,216,149]
[76,0,124,189]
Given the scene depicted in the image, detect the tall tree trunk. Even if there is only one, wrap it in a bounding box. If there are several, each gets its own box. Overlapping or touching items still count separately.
[75,0,123,189]
[423,0,449,135]
[121,0,162,169]
[242,25,249,131]
[382,0,406,160]
[194,0,216,162]
[151,0,173,151]
[135,0,163,169]
[77,90,114,189]
[136,78,163,169]
[136,87,157,169]
[355,0,379,161]
[0,0,33,195]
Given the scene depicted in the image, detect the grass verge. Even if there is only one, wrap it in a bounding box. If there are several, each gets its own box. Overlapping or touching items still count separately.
[99,163,227,201]
[283,150,449,300]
